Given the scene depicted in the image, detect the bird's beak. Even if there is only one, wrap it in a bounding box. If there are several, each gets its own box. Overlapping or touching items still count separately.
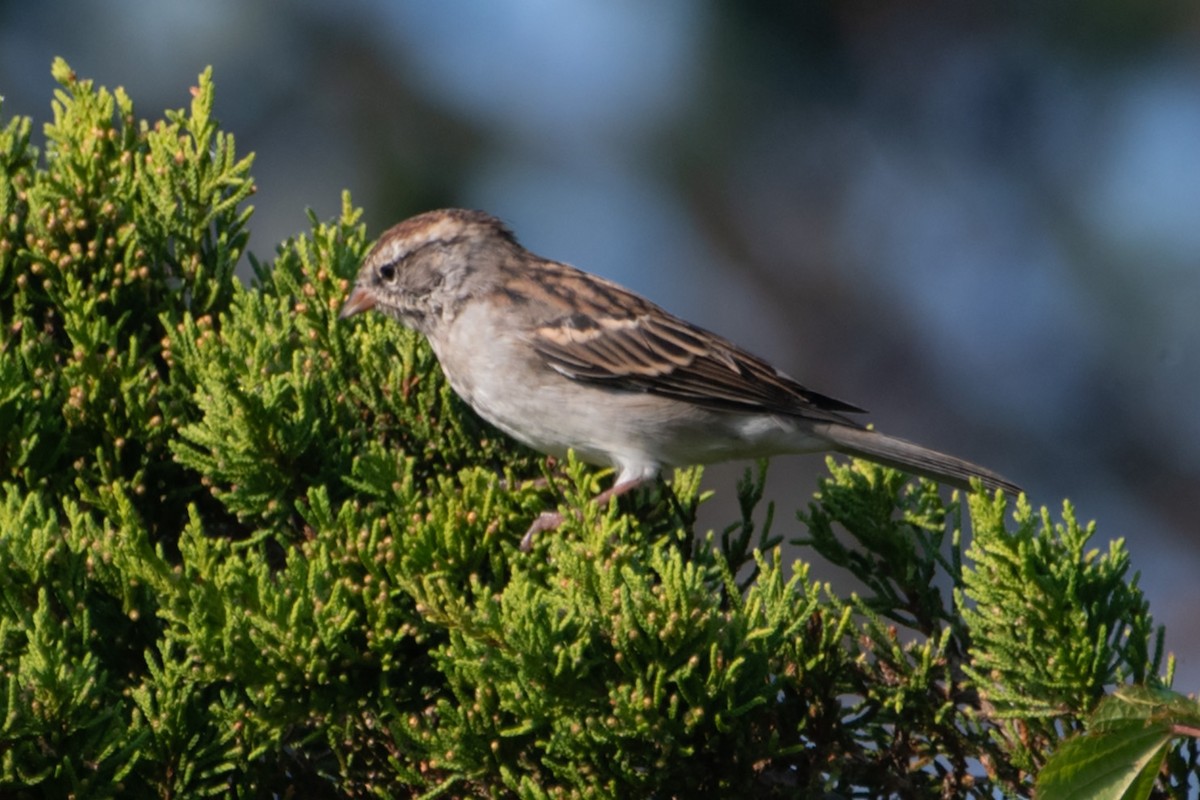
[339,286,376,319]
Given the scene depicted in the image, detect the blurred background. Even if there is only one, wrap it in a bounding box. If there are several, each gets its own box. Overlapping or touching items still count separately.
[3,1,1198,685]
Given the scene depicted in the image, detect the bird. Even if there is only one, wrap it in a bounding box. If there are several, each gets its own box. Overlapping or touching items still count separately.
[339,208,1020,548]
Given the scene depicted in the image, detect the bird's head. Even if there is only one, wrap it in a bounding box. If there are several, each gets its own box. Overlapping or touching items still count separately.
[339,208,520,333]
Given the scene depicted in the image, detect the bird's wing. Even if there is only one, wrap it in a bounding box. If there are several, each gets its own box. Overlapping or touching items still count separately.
[525,282,864,424]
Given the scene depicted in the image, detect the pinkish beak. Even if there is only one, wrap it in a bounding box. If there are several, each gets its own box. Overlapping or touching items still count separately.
[339,286,376,319]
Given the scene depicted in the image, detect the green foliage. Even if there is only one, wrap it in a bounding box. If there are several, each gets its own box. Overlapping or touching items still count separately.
[958,494,1165,775]
[1038,686,1200,800]
[0,57,253,541]
[796,460,1184,795]
[0,61,1188,798]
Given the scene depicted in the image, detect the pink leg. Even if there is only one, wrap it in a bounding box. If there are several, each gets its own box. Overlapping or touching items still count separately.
[519,478,648,552]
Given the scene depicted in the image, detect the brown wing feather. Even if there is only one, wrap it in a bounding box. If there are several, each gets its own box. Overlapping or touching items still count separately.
[527,286,864,423]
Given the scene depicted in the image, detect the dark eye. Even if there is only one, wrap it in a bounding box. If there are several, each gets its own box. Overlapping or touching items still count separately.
[379,263,396,282]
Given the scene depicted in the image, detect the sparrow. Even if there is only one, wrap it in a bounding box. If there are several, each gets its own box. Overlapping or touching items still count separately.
[340,209,1020,547]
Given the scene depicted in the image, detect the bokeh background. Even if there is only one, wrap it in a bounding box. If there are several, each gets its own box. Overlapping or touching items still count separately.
[3,1,1199,686]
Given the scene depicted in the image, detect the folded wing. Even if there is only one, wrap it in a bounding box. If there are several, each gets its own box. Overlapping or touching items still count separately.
[529,300,864,424]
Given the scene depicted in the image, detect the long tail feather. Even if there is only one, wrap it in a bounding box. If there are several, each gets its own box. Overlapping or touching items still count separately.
[815,424,1021,496]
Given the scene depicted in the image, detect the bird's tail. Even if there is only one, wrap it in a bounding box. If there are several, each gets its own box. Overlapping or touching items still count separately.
[814,424,1021,496]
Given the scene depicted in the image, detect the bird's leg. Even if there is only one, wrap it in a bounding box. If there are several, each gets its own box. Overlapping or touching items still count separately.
[519,511,567,552]
[591,476,650,508]
[519,477,648,552]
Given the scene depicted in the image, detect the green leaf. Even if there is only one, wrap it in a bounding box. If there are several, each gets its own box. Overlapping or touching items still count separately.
[1037,687,1200,800]
[1037,717,1172,800]
[1096,684,1200,730]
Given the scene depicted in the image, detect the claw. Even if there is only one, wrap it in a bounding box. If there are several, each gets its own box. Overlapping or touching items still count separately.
[520,511,565,552]
[518,478,649,552]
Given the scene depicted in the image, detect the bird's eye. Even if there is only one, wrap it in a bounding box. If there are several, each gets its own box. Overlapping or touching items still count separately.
[379,263,396,282]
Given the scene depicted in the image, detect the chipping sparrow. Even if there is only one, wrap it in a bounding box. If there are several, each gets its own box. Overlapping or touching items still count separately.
[340,209,1020,547]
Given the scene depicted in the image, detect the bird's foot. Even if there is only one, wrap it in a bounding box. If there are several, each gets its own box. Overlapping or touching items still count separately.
[520,511,565,552]
[519,478,647,552]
